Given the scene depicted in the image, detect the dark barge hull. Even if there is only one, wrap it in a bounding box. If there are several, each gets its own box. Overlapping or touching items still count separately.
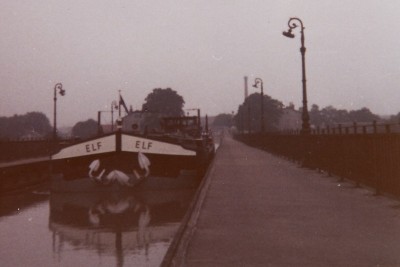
[51,131,213,190]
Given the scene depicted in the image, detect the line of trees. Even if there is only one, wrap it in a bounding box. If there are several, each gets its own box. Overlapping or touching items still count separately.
[308,104,380,127]
[2,87,397,139]
[212,94,389,132]
[0,112,52,140]
[67,88,396,137]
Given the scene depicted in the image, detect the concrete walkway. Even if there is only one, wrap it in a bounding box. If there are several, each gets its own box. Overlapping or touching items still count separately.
[168,134,400,267]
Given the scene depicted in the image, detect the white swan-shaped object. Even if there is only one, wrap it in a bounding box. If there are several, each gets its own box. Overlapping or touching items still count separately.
[134,152,151,179]
[88,152,151,186]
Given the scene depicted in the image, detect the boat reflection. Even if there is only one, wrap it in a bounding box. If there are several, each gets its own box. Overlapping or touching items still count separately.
[51,169,203,192]
[49,189,195,266]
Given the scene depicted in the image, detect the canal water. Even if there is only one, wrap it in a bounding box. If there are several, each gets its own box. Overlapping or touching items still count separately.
[0,180,197,267]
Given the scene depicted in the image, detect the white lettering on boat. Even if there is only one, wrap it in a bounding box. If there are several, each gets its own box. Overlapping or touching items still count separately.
[135,141,153,150]
[121,134,196,156]
[85,142,102,153]
[51,135,115,160]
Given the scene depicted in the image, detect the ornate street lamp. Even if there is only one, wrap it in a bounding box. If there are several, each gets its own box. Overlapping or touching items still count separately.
[283,17,311,134]
[53,83,65,140]
[252,77,265,133]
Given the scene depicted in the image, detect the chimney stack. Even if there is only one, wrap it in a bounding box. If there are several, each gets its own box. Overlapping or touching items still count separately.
[244,76,248,100]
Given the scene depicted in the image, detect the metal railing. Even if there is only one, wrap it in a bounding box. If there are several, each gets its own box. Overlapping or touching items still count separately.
[235,121,400,196]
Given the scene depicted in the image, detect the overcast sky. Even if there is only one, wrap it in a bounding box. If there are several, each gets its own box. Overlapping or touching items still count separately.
[1,0,400,126]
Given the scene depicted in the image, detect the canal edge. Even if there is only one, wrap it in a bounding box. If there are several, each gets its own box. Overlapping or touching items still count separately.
[161,147,220,266]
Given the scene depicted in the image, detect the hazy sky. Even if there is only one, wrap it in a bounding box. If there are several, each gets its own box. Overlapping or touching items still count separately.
[1,0,400,126]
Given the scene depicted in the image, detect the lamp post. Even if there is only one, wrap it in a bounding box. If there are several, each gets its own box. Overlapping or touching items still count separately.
[244,76,250,134]
[53,83,65,141]
[247,102,251,134]
[111,100,118,131]
[282,17,311,134]
[252,78,264,133]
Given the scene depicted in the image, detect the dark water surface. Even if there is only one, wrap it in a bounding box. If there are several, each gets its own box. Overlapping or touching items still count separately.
[0,182,196,267]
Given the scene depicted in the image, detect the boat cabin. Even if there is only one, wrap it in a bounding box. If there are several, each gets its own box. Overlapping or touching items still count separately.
[160,116,201,137]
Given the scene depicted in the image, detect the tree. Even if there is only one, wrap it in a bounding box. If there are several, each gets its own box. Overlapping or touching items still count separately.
[143,88,185,116]
[0,112,52,139]
[348,107,379,122]
[212,113,233,127]
[309,105,380,127]
[235,93,284,132]
[309,104,324,126]
[24,112,52,136]
[72,119,98,139]
[389,112,400,124]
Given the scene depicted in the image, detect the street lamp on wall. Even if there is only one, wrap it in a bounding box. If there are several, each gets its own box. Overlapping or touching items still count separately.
[282,17,311,134]
[252,78,265,133]
[53,83,65,141]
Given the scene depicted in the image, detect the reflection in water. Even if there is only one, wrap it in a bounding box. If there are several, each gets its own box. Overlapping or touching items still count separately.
[49,189,194,266]
[0,162,201,266]
[51,169,202,192]
[0,183,49,217]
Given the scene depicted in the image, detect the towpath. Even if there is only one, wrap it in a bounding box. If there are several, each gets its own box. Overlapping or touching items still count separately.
[165,133,400,267]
